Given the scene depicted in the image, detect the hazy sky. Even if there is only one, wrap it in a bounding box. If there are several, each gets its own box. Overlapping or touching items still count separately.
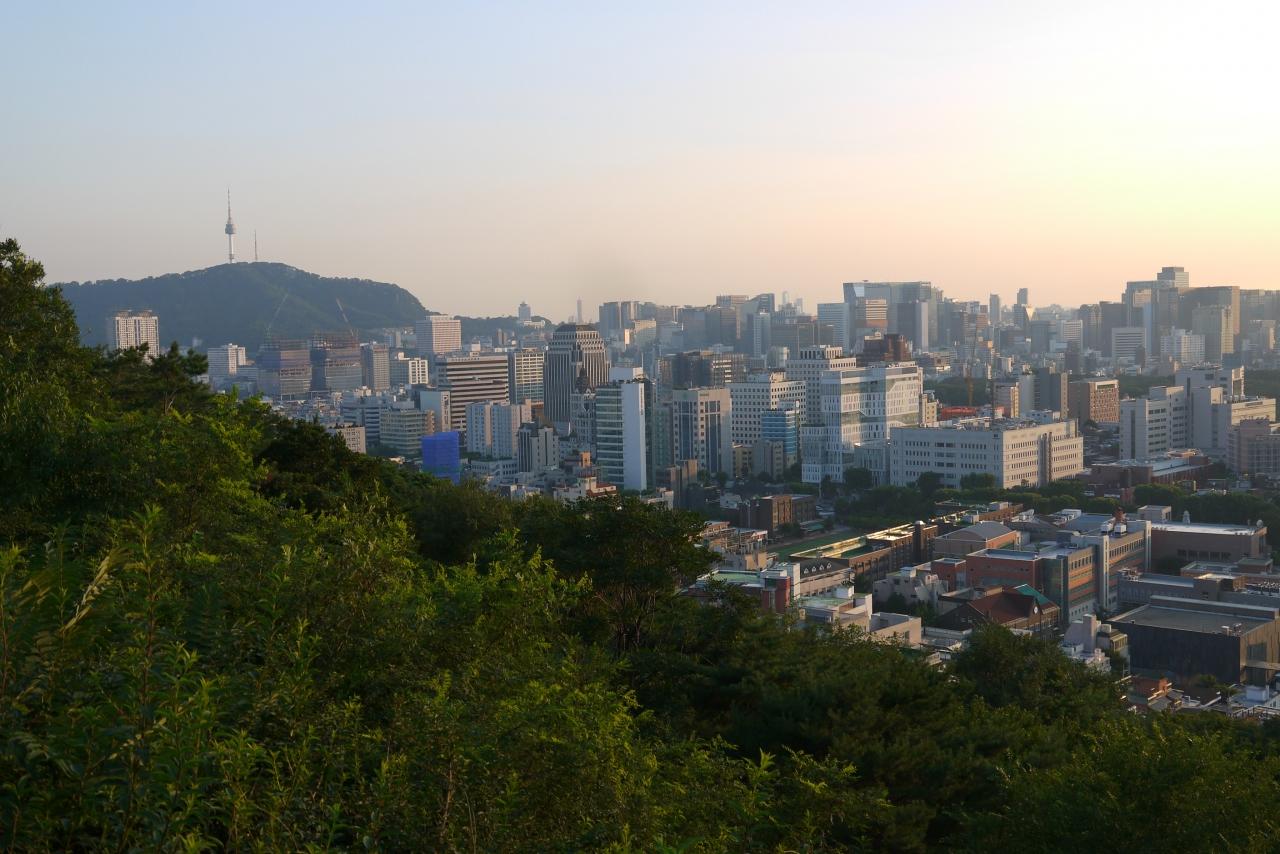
[4,3,1279,319]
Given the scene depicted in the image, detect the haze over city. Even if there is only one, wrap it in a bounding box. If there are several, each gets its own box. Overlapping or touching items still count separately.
[5,3,1279,318]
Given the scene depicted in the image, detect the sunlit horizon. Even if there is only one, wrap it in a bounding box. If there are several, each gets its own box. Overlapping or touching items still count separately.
[4,3,1278,319]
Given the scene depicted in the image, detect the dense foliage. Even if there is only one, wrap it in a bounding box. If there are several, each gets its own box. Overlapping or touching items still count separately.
[7,239,1280,850]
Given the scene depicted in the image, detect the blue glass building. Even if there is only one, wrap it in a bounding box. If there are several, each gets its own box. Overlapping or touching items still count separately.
[760,406,800,465]
[421,431,461,483]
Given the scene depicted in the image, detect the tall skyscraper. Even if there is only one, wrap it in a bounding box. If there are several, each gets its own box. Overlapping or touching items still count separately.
[508,348,546,404]
[518,301,532,322]
[360,342,391,390]
[666,350,745,389]
[435,352,511,437]
[595,368,650,491]
[310,335,362,392]
[1016,287,1029,306]
[1158,266,1190,291]
[1191,304,1234,362]
[1111,327,1148,365]
[544,323,609,433]
[257,340,312,399]
[989,294,1002,327]
[414,315,462,357]
[817,302,850,352]
[1033,366,1069,417]
[672,386,733,476]
[760,406,800,467]
[844,281,940,351]
[106,310,161,355]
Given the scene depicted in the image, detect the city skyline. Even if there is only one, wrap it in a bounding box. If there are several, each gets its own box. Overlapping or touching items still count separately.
[4,4,1279,319]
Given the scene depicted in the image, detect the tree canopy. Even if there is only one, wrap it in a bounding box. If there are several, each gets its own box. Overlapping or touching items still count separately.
[5,238,1280,850]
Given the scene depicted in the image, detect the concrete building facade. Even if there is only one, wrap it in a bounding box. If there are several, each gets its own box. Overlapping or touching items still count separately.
[889,419,1085,490]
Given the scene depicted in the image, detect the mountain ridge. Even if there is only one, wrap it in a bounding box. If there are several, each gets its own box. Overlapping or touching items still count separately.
[55,261,429,351]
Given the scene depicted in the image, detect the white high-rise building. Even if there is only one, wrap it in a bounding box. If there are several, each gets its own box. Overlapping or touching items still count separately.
[803,363,924,484]
[890,419,1084,489]
[106,310,160,355]
[466,400,532,459]
[595,368,650,491]
[784,345,857,427]
[727,372,806,447]
[415,315,463,357]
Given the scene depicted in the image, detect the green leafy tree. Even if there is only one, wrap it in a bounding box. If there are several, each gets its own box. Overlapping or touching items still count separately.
[915,471,944,497]
[842,466,876,492]
[960,472,997,491]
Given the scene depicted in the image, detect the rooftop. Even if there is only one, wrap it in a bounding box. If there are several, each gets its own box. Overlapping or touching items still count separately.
[941,521,1014,540]
[1151,521,1263,535]
[898,417,1074,434]
[1111,598,1278,634]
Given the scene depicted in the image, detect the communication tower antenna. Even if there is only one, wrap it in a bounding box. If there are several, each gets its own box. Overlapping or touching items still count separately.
[224,188,237,263]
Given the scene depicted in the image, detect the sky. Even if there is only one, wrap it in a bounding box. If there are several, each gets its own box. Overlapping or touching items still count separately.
[3,2,1279,320]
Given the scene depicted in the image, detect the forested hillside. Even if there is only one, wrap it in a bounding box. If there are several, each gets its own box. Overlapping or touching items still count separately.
[5,237,1280,850]
[56,262,426,350]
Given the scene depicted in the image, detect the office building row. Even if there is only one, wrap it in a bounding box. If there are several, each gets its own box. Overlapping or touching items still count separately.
[1118,366,1275,461]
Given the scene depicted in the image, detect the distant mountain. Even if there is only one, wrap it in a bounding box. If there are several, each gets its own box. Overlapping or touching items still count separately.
[55,262,427,351]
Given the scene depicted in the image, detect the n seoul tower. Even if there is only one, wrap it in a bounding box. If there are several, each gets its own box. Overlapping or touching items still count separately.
[224,188,237,263]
